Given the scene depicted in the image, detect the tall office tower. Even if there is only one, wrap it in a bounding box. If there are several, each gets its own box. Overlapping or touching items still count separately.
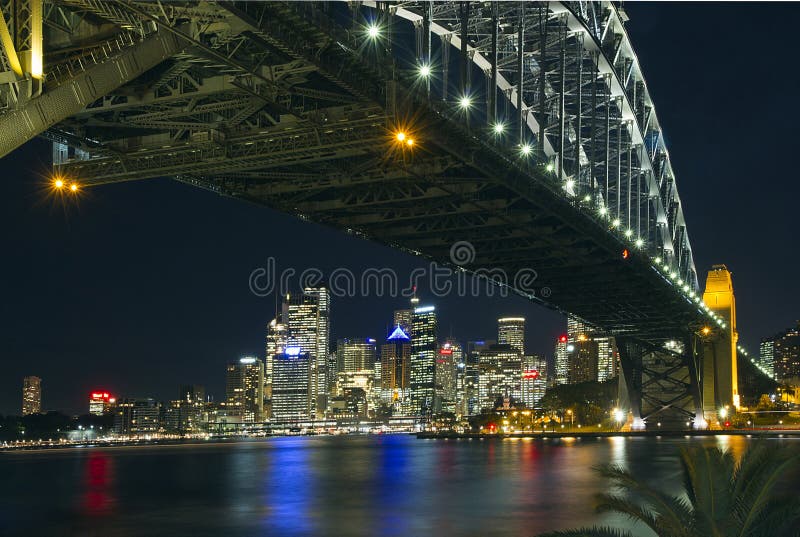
[455,358,467,416]
[596,337,617,381]
[498,317,526,354]
[88,391,117,415]
[336,338,377,373]
[767,321,800,381]
[554,334,570,385]
[284,287,330,418]
[381,325,412,413]
[436,340,460,414]
[265,317,288,406]
[410,304,438,416]
[568,339,599,384]
[226,357,265,423]
[393,308,413,335]
[522,355,548,409]
[758,338,776,379]
[326,351,339,396]
[477,344,523,412]
[465,340,494,416]
[21,376,41,415]
[271,348,313,421]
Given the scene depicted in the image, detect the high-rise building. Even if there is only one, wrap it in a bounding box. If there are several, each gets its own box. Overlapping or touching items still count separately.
[114,398,160,435]
[410,304,437,416]
[283,287,330,418]
[498,317,525,354]
[226,357,265,423]
[554,335,570,385]
[88,391,117,416]
[766,321,800,382]
[336,338,377,373]
[271,347,313,422]
[758,338,776,379]
[393,308,413,335]
[522,355,548,409]
[380,325,412,413]
[179,384,206,404]
[464,340,494,416]
[265,317,288,409]
[436,340,460,414]
[477,344,523,411]
[555,315,618,384]
[21,376,41,415]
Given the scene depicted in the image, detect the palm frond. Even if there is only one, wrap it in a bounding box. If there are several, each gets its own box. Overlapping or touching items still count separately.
[594,492,687,537]
[535,526,635,537]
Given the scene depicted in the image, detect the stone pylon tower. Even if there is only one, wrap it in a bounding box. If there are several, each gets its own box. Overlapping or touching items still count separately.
[702,265,739,420]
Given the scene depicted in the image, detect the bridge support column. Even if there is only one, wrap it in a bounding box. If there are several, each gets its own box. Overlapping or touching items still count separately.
[617,336,704,430]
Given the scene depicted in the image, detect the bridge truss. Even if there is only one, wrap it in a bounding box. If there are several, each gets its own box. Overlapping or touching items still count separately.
[0,0,750,427]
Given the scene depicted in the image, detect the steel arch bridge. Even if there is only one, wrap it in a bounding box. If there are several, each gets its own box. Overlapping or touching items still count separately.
[0,1,770,428]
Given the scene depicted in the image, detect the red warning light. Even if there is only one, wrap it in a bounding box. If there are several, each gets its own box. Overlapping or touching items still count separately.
[558,334,568,343]
[622,248,630,259]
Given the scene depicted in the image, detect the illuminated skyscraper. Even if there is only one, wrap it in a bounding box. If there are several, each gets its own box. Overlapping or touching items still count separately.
[758,338,776,379]
[497,317,525,354]
[88,391,117,416]
[554,335,570,385]
[393,308,413,335]
[436,340,460,414]
[464,340,494,416]
[114,398,160,435]
[21,376,41,415]
[410,304,437,416]
[477,344,523,411]
[265,317,288,409]
[522,355,547,409]
[381,325,411,413]
[766,321,800,381]
[336,338,377,373]
[271,347,313,421]
[283,287,330,418]
[226,357,265,423]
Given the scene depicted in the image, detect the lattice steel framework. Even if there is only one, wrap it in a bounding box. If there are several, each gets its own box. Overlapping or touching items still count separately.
[0,1,760,427]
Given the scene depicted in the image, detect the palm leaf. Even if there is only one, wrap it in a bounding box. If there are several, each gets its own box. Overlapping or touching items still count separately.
[535,526,634,537]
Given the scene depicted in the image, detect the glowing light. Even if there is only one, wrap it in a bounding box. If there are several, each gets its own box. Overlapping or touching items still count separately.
[599,207,608,216]
[622,248,630,259]
[624,228,633,238]
[583,194,591,202]
[520,144,532,156]
[719,407,728,419]
[558,334,567,343]
[566,344,575,352]
[493,122,505,134]
[613,408,625,422]
[284,346,302,357]
[612,218,621,228]
[366,24,380,39]
[396,131,406,142]
[459,96,472,109]
[70,183,78,192]
[54,178,64,189]
[418,64,431,78]
[406,138,414,147]
[546,163,554,172]
[702,326,711,335]
[635,238,644,248]
[654,256,662,264]
[239,357,257,364]
[565,179,575,190]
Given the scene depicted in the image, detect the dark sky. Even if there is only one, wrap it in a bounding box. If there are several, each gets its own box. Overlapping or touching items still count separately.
[2,3,798,415]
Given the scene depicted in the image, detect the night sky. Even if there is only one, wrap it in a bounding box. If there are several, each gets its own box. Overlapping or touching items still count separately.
[2,3,798,415]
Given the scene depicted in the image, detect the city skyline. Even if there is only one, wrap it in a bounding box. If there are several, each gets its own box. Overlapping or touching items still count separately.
[2,3,800,418]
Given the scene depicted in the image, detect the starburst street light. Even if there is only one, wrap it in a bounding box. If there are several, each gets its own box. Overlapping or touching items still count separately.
[493,122,505,134]
[54,178,64,189]
[366,24,381,39]
[69,183,78,192]
[520,143,532,156]
[459,96,472,109]
[418,64,431,78]
[611,218,621,228]
[396,131,406,142]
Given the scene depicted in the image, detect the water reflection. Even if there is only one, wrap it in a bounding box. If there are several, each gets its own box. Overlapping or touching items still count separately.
[81,451,117,516]
[5,435,794,537]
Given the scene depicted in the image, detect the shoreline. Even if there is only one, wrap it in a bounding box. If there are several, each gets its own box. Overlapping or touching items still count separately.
[417,429,800,440]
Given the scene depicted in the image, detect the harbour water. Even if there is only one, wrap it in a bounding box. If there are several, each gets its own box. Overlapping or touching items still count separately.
[0,434,772,537]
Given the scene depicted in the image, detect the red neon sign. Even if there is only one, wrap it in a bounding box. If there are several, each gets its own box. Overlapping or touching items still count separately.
[90,392,111,401]
[439,348,453,355]
[522,369,540,380]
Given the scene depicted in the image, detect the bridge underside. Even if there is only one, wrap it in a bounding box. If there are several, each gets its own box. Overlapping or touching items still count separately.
[0,1,748,428]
